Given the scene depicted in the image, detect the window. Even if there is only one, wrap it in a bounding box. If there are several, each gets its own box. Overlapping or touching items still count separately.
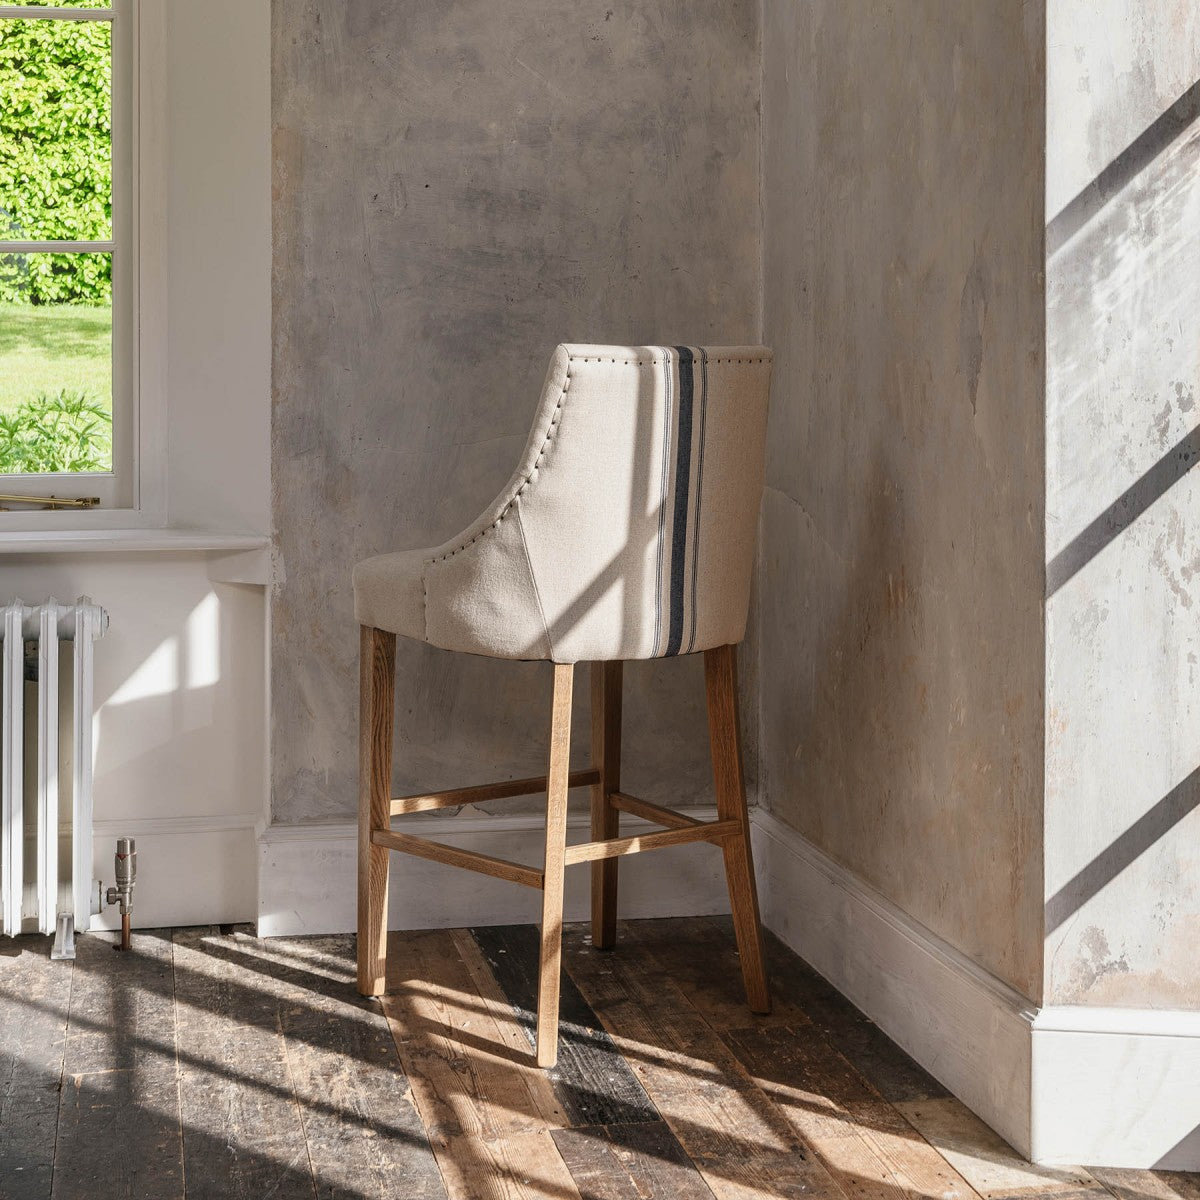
[0,0,133,509]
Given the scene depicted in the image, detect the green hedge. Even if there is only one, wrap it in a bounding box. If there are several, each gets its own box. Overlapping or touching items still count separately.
[0,15,112,304]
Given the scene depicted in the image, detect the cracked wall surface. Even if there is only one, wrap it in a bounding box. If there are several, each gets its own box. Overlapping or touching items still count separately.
[759,1,1047,1000]
[271,1,760,823]
[1044,0,1200,1006]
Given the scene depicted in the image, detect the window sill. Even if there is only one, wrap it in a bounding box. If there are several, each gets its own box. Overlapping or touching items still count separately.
[0,527,272,584]
[0,528,268,555]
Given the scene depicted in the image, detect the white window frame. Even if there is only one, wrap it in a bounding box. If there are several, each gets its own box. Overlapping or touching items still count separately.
[0,0,165,526]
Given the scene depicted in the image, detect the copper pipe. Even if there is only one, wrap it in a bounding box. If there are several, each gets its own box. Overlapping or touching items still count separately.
[120,912,131,952]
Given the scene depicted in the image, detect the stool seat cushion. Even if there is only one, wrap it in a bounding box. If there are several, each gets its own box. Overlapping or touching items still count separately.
[352,548,428,645]
[352,343,771,663]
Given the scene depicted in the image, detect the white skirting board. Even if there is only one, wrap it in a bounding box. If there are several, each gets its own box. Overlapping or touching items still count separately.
[89,813,259,931]
[751,808,1200,1170]
[257,806,731,938]
[1030,1007,1200,1168]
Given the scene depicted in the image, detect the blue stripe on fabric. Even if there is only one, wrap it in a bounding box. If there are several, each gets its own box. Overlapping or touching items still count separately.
[651,349,672,657]
[664,346,694,657]
[686,347,708,653]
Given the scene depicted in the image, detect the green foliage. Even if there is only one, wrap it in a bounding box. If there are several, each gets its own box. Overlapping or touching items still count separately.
[0,389,111,473]
[0,15,112,304]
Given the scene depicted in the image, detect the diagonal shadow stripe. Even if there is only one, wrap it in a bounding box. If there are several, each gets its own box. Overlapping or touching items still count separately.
[1046,425,1200,596]
[1047,77,1200,255]
[1155,1121,1200,1170]
[469,923,660,1127]
[1045,763,1200,932]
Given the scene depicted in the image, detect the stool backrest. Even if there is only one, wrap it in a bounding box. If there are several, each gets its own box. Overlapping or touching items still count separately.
[512,344,771,662]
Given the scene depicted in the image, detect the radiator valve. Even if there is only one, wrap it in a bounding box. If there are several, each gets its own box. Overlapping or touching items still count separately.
[105,837,136,951]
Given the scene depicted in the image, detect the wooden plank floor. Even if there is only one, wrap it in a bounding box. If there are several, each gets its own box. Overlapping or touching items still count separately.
[0,917,1193,1200]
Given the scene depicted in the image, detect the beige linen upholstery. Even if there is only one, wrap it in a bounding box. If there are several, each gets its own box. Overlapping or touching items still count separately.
[353,344,772,663]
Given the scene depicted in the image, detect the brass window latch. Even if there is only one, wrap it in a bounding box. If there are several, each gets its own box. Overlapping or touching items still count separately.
[0,494,101,510]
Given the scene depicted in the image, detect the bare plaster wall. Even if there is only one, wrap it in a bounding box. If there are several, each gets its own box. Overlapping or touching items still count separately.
[759,2,1047,999]
[271,1,760,823]
[1044,1,1200,1006]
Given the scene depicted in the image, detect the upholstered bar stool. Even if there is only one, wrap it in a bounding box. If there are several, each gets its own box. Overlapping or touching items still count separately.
[353,343,773,1067]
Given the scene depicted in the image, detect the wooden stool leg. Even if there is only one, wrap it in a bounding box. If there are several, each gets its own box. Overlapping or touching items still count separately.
[589,661,622,950]
[704,643,771,1013]
[357,625,396,996]
[537,662,574,1068]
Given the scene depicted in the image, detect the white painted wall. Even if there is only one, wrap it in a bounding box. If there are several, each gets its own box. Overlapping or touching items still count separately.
[4,555,266,929]
[0,0,271,930]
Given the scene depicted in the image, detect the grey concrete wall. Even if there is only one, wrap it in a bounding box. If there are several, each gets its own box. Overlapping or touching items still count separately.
[1044,1,1200,1006]
[271,1,760,822]
[759,2,1047,998]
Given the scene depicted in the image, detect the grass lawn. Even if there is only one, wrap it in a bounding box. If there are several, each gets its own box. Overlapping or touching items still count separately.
[0,302,112,414]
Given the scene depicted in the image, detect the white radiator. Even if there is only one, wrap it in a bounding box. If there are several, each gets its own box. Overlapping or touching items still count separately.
[1,597,108,958]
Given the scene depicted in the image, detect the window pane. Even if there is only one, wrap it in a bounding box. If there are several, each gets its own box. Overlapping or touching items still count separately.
[0,252,112,474]
[0,15,112,241]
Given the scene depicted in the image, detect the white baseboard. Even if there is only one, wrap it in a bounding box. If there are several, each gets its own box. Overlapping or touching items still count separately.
[257,806,731,938]
[90,812,259,931]
[751,808,1200,1170]
[1031,1006,1200,1168]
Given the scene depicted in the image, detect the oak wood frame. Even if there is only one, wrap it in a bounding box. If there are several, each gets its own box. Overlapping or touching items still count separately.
[357,626,395,995]
[356,629,771,1067]
[590,662,622,949]
[391,769,600,816]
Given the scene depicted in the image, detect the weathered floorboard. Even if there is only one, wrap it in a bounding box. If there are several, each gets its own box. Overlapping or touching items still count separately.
[560,925,843,1200]
[447,927,567,1127]
[470,923,659,1128]
[249,932,447,1200]
[760,926,948,1104]
[620,917,811,1030]
[382,928,565,1145]
[1,917,1184,1200]
[722,1023,979,1200]
[172,926,319,1200]
[434,1129,581,1200]
[1087,1170,1200,1200]
[552,1121,718,1200]
[0,935,72,1200]
[894,1096,1101,1199]
[50,930,184,1200]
